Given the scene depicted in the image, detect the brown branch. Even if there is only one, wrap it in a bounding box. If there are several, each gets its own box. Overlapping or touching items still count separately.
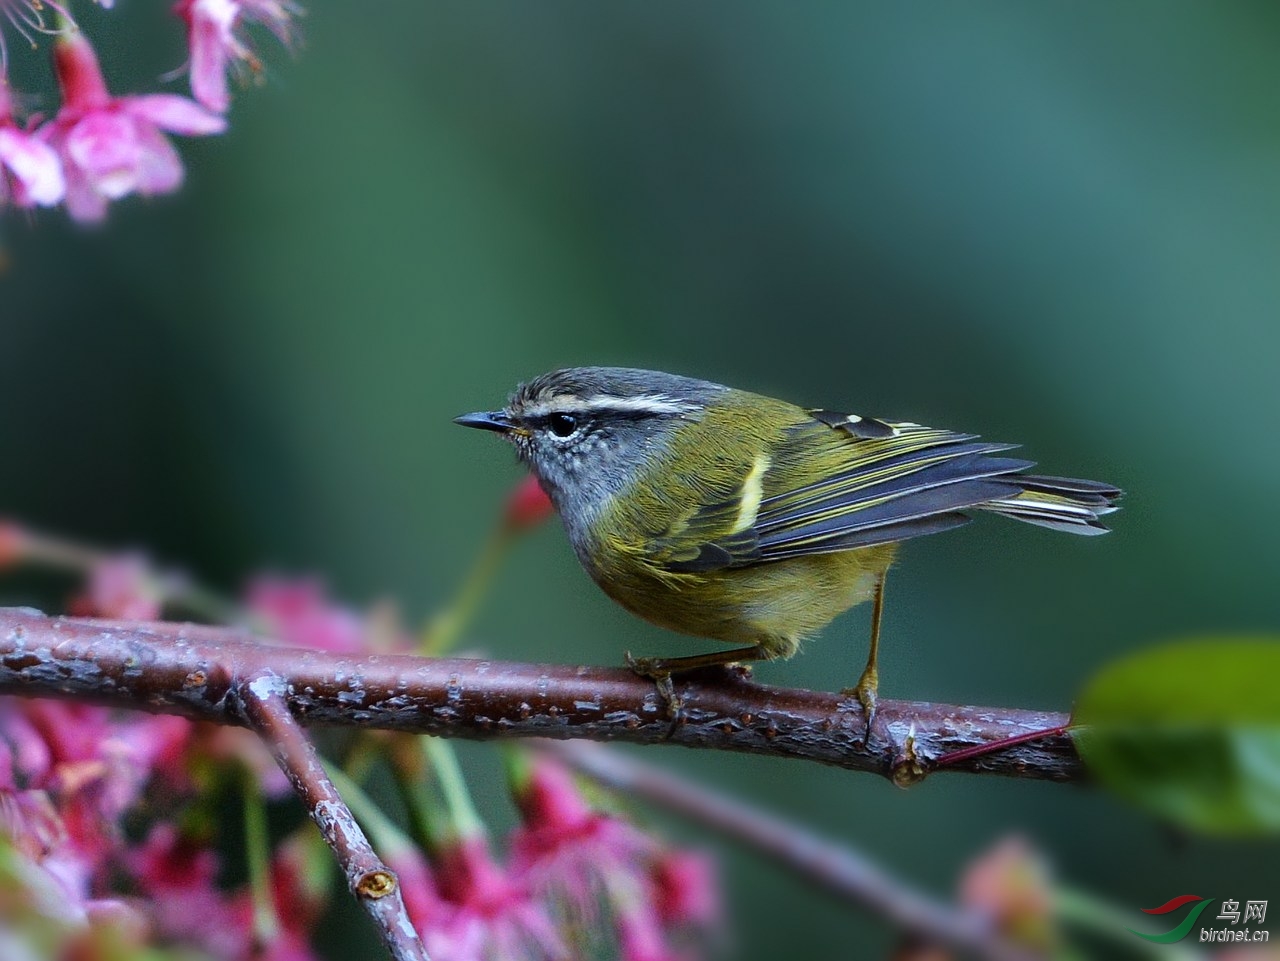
[541,740,1037,961]
[0,608,1080,783]
[237,677,429,961]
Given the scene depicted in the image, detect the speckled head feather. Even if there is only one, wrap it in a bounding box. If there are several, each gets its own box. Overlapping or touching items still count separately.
[507,367,728,420]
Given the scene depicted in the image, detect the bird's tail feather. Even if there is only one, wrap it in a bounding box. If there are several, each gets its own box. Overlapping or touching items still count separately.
[980,474,1122,535]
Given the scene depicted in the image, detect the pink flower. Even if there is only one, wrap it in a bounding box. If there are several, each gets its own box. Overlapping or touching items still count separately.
[510,758,662,911]
[0,832,93,930]
[0,702,52,789]
[958,835,1057,951]
[0,788,63,862]
[0,520,26,569]
[130,822,219,893]
[268,829,335,936]
[87,554,163,620]
[43,31,225,222]
[176,0,300,113]
[245,930,324,961]
[0,85,65,208]
[504,475,555,532]
[246,575,370,653]
[219,830,334,961]
[652,851,719,928]
[426,835,567,961]
[129,823,254,958]
[617,908,686,961]
[382,845,448,936]
[508,758,720,959]
[4,701,193,876]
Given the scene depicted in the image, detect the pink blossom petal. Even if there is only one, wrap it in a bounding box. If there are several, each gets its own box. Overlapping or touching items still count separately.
[65,113,146,200]
[0,128,66,206]
[62,165,109,223]
[87,555,161,620]
[246,576,369,653]
[242,0,299,46]
[184,0,240,113]
[22,702,112,767]
[125,94,227,135]
[653,851,719,926]
[0,790,64,860]
[617,908,680,961]
[190,41,232,114]
[8,846,93,926]
[129,824,252,958]
[253,931,324,961]
[0,705,52,785]
[130,122,186,195]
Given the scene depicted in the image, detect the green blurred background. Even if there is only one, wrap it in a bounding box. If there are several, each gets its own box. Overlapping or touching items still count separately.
[3,1,1278,957]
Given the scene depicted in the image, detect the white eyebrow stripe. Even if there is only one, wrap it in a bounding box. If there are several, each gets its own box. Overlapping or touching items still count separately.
[521,394,701,418]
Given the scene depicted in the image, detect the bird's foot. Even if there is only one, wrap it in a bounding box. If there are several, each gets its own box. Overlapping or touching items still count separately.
[624,651,669,679]
[625,651,684,722]
[841,664,879,747]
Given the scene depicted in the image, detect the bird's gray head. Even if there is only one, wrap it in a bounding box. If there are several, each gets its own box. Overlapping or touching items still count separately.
[455,367,727,522]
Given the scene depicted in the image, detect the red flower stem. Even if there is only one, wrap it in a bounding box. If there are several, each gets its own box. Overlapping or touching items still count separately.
[0,607,1080,783]
[237,676,430,961]
[541,740,1038,961]
[933,724,1074,769]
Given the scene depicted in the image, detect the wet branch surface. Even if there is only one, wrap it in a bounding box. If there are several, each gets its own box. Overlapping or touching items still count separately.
[0,608,1079,783]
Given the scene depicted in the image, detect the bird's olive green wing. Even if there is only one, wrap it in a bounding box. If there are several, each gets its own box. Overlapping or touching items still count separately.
[643,449,772,572]
[657,409,1035,572]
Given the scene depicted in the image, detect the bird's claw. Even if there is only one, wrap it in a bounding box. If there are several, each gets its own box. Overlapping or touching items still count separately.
[841,665,879,747]
[624,650,668,679]
[625,651,683,723]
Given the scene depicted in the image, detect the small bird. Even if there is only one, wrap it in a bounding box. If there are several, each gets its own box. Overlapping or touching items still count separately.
[456,367,1120,728]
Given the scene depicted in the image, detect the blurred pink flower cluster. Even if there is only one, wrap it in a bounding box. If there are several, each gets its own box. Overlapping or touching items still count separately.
[505,757,719,961]
[398,756,719,961]
[0,520,720,961]
[0,0,298,222]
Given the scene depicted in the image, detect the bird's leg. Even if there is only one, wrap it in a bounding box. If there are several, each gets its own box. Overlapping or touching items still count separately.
[626,645,765,678]
[842,572,886,744]
[626,645,765,721]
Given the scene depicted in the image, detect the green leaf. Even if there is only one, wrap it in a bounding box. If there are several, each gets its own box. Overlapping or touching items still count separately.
[1071,638,1280,836]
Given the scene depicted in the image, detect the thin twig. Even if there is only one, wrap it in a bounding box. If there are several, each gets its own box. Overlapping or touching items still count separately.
[237,674,429,961]
[0,608,1080,782]
[540,740,1037,961]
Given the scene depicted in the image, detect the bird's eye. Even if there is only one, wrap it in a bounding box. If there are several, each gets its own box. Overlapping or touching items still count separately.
[548,413,578,438]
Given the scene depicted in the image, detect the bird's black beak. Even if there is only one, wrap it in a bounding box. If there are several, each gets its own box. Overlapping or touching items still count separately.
[454,410,518,434]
